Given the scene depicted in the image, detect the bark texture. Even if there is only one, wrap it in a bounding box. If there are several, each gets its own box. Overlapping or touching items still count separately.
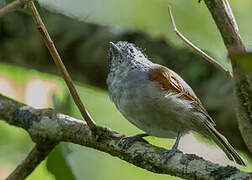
[0,94,250,180]
[204,0,252,154]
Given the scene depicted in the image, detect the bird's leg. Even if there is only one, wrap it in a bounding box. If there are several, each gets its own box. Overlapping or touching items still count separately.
[120,133,149,148]
[162,132,182,164]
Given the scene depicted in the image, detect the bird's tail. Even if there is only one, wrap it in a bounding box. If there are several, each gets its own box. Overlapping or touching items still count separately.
[204,123,246,166]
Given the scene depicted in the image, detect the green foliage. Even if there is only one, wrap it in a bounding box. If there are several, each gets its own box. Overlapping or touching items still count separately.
[47,144,75,180]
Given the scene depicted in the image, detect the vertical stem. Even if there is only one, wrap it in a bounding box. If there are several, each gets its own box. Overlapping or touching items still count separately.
[204,0,245,53]
[204,0,252,154]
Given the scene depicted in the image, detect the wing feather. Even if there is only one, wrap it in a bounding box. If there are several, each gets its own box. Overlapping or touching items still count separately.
[149,65,215,126]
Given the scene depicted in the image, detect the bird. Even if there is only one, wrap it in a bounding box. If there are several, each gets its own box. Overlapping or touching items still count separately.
[106,41,245,166]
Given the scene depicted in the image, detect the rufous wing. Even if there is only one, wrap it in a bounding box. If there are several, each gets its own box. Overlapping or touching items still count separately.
[149,65,215,126]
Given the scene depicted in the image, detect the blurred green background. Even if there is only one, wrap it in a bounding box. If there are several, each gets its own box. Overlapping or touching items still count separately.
[0,0,252,179]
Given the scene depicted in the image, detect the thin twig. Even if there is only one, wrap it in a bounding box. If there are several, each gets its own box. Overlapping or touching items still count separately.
[167,7,233,79]
[27,1,96,131]
[0,0,34,17]
[6,143,56,180]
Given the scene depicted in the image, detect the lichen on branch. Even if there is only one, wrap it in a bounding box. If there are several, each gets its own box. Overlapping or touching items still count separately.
[0,94,250,180]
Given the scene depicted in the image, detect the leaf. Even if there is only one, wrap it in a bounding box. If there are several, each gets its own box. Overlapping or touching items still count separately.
[47,143,75,180]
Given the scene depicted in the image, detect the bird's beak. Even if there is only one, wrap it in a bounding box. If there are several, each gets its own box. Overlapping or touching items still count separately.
[109,42,122,55]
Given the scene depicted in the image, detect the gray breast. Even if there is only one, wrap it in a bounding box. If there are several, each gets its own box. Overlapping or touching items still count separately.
[107,63,192,138]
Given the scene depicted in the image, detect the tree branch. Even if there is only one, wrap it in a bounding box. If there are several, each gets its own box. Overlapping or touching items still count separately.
[0,94,250,180]
[204,0,245,53]
[167,7,233,79]
[27,1,96,131]
[0,0,33,17]
[204,0,252,154]
[6,143,56,180]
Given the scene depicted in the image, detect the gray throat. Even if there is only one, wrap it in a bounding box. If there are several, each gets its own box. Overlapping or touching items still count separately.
[107,59,153,105]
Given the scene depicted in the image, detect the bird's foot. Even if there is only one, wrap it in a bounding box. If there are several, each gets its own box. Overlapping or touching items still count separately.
[161,148,182,164]
[162,131,182,164]
[119,133,149,148]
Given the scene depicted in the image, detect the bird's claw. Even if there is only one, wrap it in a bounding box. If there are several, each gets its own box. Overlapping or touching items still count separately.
[161,149,182,164]
[119,135,149,148]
